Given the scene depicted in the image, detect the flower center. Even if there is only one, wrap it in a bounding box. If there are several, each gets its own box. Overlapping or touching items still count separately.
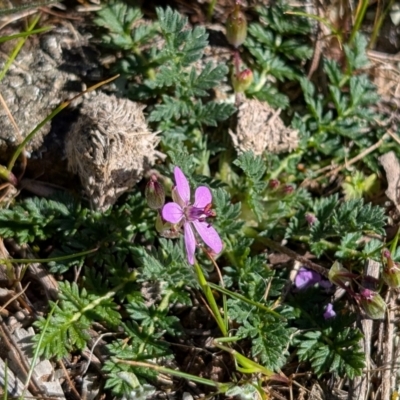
[186,204,214,222]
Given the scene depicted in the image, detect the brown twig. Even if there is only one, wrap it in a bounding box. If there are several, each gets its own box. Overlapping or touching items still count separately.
[58,359,81,400]
[0,317,43,396]
[260,236,329,277]
[301,132,389,188]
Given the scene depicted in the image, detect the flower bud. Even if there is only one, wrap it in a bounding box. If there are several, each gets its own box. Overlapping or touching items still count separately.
[268,179,280,189]
[226,4,247,48]
[328,261,356,289]
[232,69,253,93]
[358,288,386,320]
[382,249,400,288]
[305,213,317,226]
[155,212,165,233]
[282,185,294,195]
[145,175,165,210]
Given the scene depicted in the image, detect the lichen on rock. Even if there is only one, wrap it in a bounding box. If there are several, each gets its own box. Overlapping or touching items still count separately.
[229,98,298,156]
[66,92,160,211]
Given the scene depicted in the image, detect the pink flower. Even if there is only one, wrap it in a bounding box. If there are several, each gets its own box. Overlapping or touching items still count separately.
[161,167,223,265]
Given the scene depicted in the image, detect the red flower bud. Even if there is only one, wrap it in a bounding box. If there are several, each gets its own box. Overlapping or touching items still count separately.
[305,213,317,226]
[268,179,280,189]
[282,185,294,195]
[145,175,165,210]
[382,249,400,288]
[358,288,386,320]
[232,69,253,93]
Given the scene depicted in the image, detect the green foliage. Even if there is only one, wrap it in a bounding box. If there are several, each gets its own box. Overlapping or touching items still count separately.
[289,289,365,378]
[135,238,197,306]
[295,326,365,378]
[292,33,392,175]
[95,4,235,144]
[33,282,120,359]
[342,171,379,200]
[146,7,235,130]
[0,192,154,275]
[4,0,396,395]
[286,194,386,258]
[224,255,290,370]
[234,151,268,222]
[94,3,149,50]
[0,194,80,243]
[103,321,170,397]
[230,301,290,369]
[244,1,312,108]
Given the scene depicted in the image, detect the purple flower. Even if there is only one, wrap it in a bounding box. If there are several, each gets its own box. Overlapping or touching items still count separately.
[295,267,321,290]
[161,167,223,265]
[323,303,336,319]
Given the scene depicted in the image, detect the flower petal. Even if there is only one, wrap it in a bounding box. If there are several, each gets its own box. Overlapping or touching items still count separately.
[184,223,196,265]
[162,202,184,224]
[192,220,223,254]
[295,267,321,290]
[323,303,336,320]
[174,167,190,204]
[194,186,212,208]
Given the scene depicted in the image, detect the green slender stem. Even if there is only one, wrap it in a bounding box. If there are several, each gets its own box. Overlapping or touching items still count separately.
[207,0,218,21]
[286,11,339,37]
[389,227,400,254]
[0,14,41,84]
[349,0,369,44]
[215,335,241,343]
[219,147,235,185]
[115,359,233,392]
[194,262,228,336]
[208,282,283,319]
[369,0,395,49]
[214,342,281,380]
[8,74,119,171]
[20,301,58,400]
[0,248,98,264]
[0,26,52,44]
[268,152,301,180]
[253,69,268,92]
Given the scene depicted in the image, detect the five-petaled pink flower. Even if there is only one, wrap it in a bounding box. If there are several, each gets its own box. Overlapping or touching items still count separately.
[161,167,223,265]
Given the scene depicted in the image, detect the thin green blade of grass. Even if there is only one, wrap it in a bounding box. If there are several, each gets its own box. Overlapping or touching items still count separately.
[20,300,58,400]
[208,282,284,319]
[0,13,41,83]
[7,74,120,171]
[0,26,52,43]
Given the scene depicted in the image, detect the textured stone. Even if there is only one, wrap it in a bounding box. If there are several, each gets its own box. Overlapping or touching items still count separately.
[229,98,298,156]
[0,25,99,162]
[66,92,160,211]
